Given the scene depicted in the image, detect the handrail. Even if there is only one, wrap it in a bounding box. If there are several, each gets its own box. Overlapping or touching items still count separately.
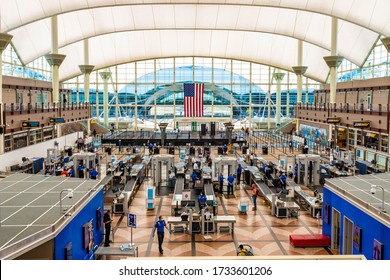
[297,103,388,113]
[4,102,90,113]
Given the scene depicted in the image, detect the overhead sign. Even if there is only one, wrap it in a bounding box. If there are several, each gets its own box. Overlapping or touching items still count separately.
[49,117,65,124]
[21,121,40,128]
[353,121,370,128]
[327,117,341,124]
[127,213,136,228]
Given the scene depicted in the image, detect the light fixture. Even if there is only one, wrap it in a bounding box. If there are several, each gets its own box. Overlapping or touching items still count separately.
[370,185,386,213]
[60,189,74,215]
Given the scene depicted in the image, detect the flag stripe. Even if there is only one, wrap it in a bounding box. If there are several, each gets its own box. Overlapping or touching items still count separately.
[184,83,204,117]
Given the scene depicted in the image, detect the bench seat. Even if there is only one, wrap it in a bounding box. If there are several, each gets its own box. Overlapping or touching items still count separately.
[289,234,330,247]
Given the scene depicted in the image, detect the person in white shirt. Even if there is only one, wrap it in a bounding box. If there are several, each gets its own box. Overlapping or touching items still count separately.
[193,162,199,170]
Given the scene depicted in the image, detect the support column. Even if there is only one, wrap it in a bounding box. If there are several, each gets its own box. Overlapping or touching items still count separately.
[267,67,271,130]
[249,63,252,132]
[99,71,111,127]
[292,40,308,134]
[273,70,285,126]
[79,64,95,103]
[323,17,344,105]
[134,62,138,130]
[44,16,66,104]
[0,33,13,154]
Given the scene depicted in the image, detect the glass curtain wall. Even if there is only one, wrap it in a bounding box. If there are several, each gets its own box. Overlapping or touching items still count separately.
[62,57,320,130]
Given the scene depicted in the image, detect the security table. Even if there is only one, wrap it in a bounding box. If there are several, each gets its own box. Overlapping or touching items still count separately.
[167,216,189,232]
[213,215,236,233]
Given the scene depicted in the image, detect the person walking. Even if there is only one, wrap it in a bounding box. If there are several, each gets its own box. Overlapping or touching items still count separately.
[103,210,113,247]
[251,183,259,211]
[152,215,170,254]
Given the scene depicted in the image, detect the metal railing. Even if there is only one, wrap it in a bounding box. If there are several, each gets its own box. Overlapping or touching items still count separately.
[297,103,389,113]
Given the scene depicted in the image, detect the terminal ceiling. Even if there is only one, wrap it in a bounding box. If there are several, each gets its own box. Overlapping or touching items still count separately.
[1,0,389,83]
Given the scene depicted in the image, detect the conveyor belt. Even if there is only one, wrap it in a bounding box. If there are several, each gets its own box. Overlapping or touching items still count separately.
[174,177,185,195]
[254,179,273,196]
[204,183,214,197]
[124,178,136,192]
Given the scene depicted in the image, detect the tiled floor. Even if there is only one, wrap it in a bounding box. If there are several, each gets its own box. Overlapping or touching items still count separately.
[103,142,337,259]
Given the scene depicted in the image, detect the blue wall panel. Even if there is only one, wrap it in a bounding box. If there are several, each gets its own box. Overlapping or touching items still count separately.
[323,187,390,260]
[53,189,104,260]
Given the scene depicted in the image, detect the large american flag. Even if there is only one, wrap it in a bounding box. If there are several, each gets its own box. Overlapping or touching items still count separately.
[184,83,204,117]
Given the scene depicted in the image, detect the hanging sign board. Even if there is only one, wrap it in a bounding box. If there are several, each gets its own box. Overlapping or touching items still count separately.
[21,121,40,128]
[327,117,341,124]
[49,117,65,123]
[353,121,370,128]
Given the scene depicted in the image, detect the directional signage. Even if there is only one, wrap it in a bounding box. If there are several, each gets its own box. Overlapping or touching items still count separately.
[353,121,370,128]
[327,117,341,124]
[49,117,65,124]
[127,213,136,228]
[21,121,40,128]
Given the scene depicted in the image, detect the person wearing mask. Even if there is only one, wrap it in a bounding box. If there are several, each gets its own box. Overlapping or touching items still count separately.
[198,191,207,204]
[90,167,98,180]
[251,183,259,211]
[237,164,243,185]
[219,172,224,194]
[227,174,235,197]
[152,215,170,254]
[103,210,113,247]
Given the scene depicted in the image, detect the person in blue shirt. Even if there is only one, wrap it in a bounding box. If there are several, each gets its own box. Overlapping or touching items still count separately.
[293,168,298,184]
[191,171,198,188]
[237,164,243,185]
[227,174,235,197]
[90,167,98,180]
[223,144,228,154]
[280,172,287,189]
[78,163,84,178]
[198,191,207,202]
[148,143,153,154]
[152,215,170,254]
[219,172,224,194]
[67,166,75,177]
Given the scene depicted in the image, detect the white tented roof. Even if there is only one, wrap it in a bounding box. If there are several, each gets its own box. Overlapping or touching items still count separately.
[1,0,389,82]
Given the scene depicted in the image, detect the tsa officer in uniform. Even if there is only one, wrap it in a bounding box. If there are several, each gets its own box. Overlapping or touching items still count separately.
[152,215,171,254]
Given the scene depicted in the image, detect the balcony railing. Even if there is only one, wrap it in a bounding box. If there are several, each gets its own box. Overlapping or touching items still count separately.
[3,102,90,114]
[297,103,389,114]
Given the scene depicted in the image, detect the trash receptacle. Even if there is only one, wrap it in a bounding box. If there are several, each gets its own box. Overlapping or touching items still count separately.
[105,147,112,155]
[262,146,268,155]
[242,146,248,155]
